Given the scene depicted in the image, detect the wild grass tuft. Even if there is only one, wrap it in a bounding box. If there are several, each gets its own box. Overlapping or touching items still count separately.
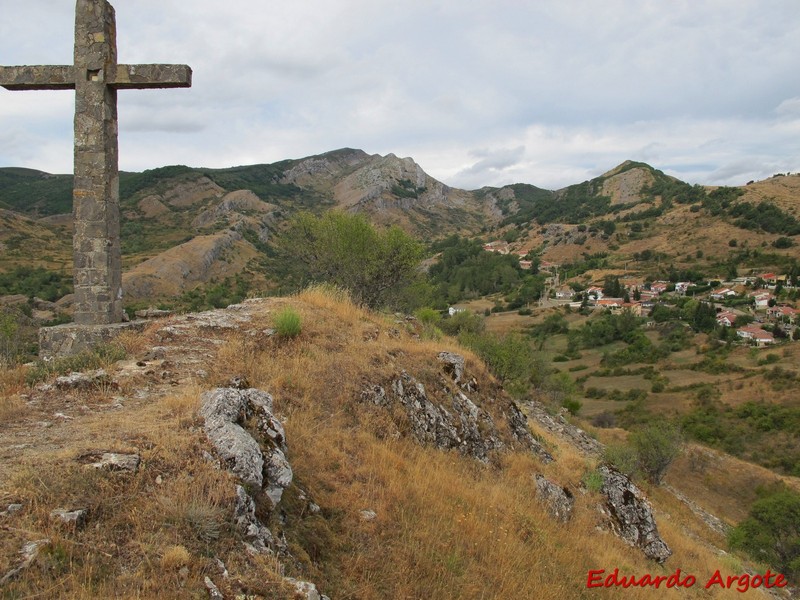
[274,306,303,338]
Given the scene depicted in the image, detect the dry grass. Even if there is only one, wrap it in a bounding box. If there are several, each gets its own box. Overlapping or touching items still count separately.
[666,443,800,525]
[0,289,789,598]
[0,364,29,424]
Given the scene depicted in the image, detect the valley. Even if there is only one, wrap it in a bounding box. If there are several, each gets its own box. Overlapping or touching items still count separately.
[1,150,799,596]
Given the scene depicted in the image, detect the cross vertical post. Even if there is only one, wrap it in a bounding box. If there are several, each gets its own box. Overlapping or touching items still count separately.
[72,0,123,324]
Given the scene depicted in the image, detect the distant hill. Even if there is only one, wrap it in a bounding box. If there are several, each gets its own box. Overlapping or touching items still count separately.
[1,152,798,302]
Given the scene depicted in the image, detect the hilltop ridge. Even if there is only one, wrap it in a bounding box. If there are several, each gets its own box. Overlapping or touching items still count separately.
[2,288,794,598]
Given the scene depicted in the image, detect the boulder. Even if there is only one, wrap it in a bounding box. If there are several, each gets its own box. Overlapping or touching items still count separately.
[200,387,292,505]
[53,369,114,391]
[599,466,672,563]
[50,508,88,529]
[1,503,23,517]
[534,475,574,522]
[87,453,141,473]
[284,577,330,600]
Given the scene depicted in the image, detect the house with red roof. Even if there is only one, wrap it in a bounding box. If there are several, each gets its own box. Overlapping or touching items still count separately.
[710,288,737,301]
[650,282,669,295]
[767,305,800,324]
[716,311,738,327]
[737,325,775,346]
[752,292,774,310]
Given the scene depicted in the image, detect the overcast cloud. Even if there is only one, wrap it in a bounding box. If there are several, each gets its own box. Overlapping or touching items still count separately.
[1,0,798,190]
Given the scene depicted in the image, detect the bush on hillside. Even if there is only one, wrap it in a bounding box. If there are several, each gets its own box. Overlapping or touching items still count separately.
[460,332,541,398]
[729,486,800,582]
[630,424,683,484]
[276,211,424,310]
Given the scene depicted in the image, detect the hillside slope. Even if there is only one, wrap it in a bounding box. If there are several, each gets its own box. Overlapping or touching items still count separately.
[1,289,795,598]
[1,158,798,306]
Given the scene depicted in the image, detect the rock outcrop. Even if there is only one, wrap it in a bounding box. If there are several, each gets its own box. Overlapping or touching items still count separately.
[598,466,672,563]
[527,401,603,456]
[361,352,553,464]
[200,387,291,507]
[200,385,329,598]
[506,402,554,464]
[191,189,276,230]
[534,475,574,522]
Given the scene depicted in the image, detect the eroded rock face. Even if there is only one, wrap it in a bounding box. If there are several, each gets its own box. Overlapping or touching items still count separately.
[388,372,503,462]
[506,402,554,464]
[527,401,602,457]
[234,485,275,554]
[599,466,672,563]
[362,353,555,464]
[534,475,574,522]
[200,387,292,507]
[438,352,465,385]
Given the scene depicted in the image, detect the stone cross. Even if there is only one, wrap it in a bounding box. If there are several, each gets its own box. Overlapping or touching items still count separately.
[0,0,191,325]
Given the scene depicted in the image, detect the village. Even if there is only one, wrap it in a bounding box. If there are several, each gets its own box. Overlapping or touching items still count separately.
[480,240,800,346]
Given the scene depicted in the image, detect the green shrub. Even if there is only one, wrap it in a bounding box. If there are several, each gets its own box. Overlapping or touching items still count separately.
[603,443,640,478]
[582,469,604,493]
[276,211,424,310]
[629,424,683,484]
[274,307,302,338]
[439,311,485,336]
[460,332,540,398]
[562,397,582,416]
[758,353,781,366]
[414,307,442,326]
[729,486,800,581]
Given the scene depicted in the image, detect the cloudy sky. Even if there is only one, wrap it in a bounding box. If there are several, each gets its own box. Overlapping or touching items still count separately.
[1,0,799,190]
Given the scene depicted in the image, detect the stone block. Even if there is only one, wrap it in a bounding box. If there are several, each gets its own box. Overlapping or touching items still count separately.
[39,320,146,359]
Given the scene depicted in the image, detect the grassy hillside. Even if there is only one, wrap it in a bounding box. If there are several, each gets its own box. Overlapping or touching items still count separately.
[3,288,791,598]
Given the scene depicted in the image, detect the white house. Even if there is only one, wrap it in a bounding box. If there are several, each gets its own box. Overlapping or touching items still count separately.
[710,288,736,301]
[737,325,775,346]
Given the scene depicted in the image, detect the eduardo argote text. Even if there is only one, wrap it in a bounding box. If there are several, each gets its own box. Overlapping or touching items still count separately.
[587,568,788,593]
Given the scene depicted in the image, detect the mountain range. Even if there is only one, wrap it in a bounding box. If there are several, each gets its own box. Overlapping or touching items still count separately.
[1,149,799,301]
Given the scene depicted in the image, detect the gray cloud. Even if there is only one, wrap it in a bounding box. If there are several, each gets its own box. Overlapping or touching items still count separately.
[0,0,798,190]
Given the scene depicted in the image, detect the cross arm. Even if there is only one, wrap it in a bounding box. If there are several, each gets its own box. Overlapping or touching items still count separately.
[112,64,192,89]
[0,66,75,90]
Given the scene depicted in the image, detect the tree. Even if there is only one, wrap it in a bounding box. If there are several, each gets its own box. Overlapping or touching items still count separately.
[276,211,424,310]
[729,487,800,581]
[692,301,718,332]
[603,275,623,298]
[629,424,683,484]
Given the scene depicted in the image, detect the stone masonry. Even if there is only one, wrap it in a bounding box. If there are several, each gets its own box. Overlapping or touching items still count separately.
[0,0,191,338]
